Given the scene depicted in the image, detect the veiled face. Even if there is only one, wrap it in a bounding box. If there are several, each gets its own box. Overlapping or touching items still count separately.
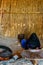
[29,33,38,40]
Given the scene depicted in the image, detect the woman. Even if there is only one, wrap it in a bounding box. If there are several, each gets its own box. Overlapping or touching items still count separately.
[27,33,41,49]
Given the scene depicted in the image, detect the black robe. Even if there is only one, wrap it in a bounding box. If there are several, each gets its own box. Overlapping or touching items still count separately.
[27,33,41,49]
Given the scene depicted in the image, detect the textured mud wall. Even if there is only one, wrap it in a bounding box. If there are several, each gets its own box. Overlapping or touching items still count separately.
[0,0,43,48]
